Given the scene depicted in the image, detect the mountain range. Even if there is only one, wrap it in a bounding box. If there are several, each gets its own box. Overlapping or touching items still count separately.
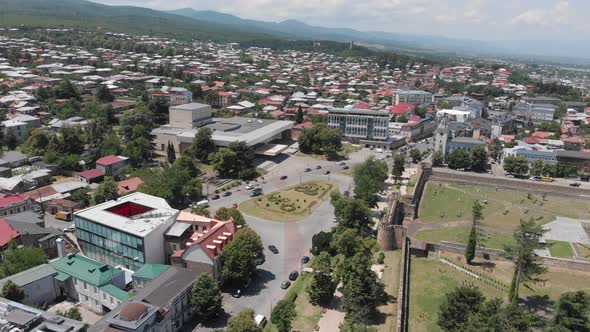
[1,0,589,65]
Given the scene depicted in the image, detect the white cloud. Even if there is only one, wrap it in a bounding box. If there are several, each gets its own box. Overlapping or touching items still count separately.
[511,0,570,25]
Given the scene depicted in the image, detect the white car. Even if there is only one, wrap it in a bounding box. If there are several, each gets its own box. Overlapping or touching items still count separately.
[245,185,254,190]
[63,225,75,233]
[255,314,267,327]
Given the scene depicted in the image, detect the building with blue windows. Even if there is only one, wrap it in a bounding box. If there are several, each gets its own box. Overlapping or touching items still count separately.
[74,193,179,271]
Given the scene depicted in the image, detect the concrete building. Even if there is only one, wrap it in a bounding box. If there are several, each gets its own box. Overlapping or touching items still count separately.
[0,297,85,332]
[513,103,557,122]
[327,108,394,148]
[50,253,128,314]
[95,155,130,178]
[152,103,293,156]
[395,90,433,105]
[74,192,179,271]
[2,115,41,142]
[446,137,485,157]
[0,264,59,307]
[504,148,558,166]
[445,96,483,118]
[556,150,590,173]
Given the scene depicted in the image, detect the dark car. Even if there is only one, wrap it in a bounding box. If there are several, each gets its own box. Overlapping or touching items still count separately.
[222,191,232,197]
[570,182,581,187]
[281,281,291,289]
[315,165,322,170]
[250,188,263,197]
[324,170,330,175]
[268,245,279,254]
[342,165,350,170]
[211,194,221,200]
[301,256,310,264]
[231,289,242,298]
[304,168,312,172]
[280,175,288,180]
[289,270,299,281]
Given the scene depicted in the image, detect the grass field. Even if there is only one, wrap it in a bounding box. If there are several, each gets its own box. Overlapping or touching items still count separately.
[575,243,590,259]
[239,181,336,221]
[410,254,590,331]
[415,226,515,250]
[547,240,574,258]
[263,273,322,332]
[419,182,588,230]
[369,251,402,332]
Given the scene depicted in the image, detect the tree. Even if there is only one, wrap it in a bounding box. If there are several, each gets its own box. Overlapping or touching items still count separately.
[123,137,152,168]
[1,280,25,302]
[353,157,388,207]
[191,273,223,322]
[57,307,82,321]
[470,145,488,172]
[447,149,471,170]
[58,154,82,171]
[311,231,333,256]
[96,84,114,102]
[298,123,341,155]
[190,128,215,162]
[307,252,337,306]
[214,207,246,226]
[271,299,296,332]
[530,159,544,177]
[409,148,422,163]
[340,253,381,322]
[551,291,590,332]
[295,105,304,124]
[432,151,444,167]
[209,148,238,177]
[229,141,255,176]
[92,177,119,205]
[503,219,547,303]
[59,127,85,155]
[488,138,503,162]
[21,129,48,156]
[392,154,405,183]
[397,114,408,123]
[466,200,484,265]
[191,205,210,217]
[503,155,529,176]
[331,193,371,231]
[101,130,123,156]
[331,228,374,259]
[220,227,264,288]
[0,245,47,278]
[438,286,485,331]
[166,141,176,165]
[226,308,262,332]
[55,80,80,100]
[4,129,17,150]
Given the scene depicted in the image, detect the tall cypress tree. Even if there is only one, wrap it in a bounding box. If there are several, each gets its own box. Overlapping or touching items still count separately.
[166,141,176,165]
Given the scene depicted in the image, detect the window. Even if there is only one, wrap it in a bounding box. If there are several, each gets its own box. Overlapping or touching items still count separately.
[83,282,87,290]
[103,293,106,300]
[94,299,98,306]
[74,279,78,286]
[83,295,88,302]
[94,286,98,294]
[110,296,113,304]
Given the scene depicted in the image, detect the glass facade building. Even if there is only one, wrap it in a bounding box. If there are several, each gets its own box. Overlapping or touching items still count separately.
[75,216,146,271]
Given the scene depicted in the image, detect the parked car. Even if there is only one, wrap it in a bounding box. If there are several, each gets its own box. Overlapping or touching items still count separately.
[280,175,288,180]
[255,315,267,328]
[222,191,232,197]
[250,188,263,197]
[529,176,542,181]
[63,225,75,233]
[211,194,221,200]
[231,289,242,298]
[570,182,581,187]
[281,281,291,289]
[288,270,299,281]
[245,185,254,190]
[324,170,330,175]
[304,168,311,172]
[268,245,279,254]
[301,256,310,264]
[342,165,349,170]
[339,162,346,166]
[315,165,322,170]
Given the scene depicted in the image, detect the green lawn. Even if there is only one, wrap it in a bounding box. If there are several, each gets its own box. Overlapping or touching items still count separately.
[263,273,322,332]
[370,251,402,332]
[239,181,336,221]
[418,182,574,230]
[575,243,590,259]
[547,240,574,258]
[415,226,515,250]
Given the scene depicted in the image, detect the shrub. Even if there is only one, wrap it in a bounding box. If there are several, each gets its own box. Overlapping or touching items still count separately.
[377,252,385,264]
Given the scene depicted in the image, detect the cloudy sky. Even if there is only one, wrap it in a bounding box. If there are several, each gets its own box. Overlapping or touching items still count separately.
[92,0,586,41]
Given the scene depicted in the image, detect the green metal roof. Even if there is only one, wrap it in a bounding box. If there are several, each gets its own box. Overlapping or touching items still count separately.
[132,264,170,280]
[54,272,71,282]
[49,254,123,287]
[100,284,129,302]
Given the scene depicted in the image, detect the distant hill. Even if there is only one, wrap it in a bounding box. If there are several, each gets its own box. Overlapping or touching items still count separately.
[0,0,277,42]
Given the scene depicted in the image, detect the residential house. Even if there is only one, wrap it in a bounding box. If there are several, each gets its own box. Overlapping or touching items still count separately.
[96,155,130,178]
[0,297,85,332]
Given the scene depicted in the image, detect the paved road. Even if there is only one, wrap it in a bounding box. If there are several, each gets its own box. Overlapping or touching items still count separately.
[197,150,376,330]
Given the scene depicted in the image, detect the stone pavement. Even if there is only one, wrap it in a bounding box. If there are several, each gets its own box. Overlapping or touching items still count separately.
[317,286,345,332]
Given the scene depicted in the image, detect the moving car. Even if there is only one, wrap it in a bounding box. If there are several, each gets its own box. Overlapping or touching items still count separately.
[324,170,330,175]
[196,199,209,208]
[570,182,581,187]
[268,245,279,254]
[231,289,242,298]
[304,168,312,172]
[222,191,232,197]
[301,256,310,264]
[541,176,554,182]
[250,188,263,197]
[211,194,221,200]
[339,162,346,166]
[315,165,322,170]
[281,281,291,289]
[288,270,299,281]
[280,175,288,180]
[255,315,267,328]
[342,165,349,170]
[245,184,254,190]
[63,225,75,233]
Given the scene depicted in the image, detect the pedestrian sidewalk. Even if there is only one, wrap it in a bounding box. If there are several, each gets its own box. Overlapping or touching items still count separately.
[316,284,345,331]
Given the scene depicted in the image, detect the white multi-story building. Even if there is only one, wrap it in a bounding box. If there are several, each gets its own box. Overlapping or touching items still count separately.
[395,90,433,105]
[328,108,393,148]
[74,193,179,271]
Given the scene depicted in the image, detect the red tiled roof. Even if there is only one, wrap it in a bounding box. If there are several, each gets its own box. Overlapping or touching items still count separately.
[293,122,314,130]
[96,155,124,166]
[524,137,540,144]
[79,169,105,180]
[390,103,416,115]
[23,186,58,200]
[178,219,237,261]
[117,177,143,195]
[352,102,371,109]
[0,218,19,247]
[532,131,552,139]
[0,194,28,208]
